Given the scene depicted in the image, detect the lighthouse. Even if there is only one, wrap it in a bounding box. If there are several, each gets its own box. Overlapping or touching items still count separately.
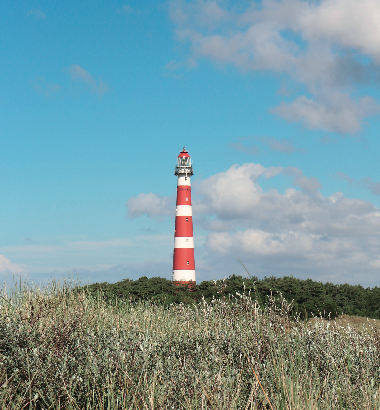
[172,147,196,286]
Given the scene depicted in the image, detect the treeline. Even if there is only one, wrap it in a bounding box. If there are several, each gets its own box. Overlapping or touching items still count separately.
[83,275,380,320]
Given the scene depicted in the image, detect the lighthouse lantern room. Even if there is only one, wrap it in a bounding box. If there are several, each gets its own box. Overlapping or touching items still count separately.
[172,147,196,286]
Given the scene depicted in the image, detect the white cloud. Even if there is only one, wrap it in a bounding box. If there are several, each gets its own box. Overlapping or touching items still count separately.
[197,163,380,284]
[0,255,24,274]
[207,229,370,259]
[204,228,380,285]
[68,65,109,96]
[360,178,380,195]
[294,0,380,60]
[195,163,282,217]
[273,94,380,134]
[169,0,380,133]
[283,166,322,195]
[337,172,380,195]
[127,192,174,220]
[196,163,380,236]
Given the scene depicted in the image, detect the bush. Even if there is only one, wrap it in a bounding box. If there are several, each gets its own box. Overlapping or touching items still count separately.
[85,275,380,320]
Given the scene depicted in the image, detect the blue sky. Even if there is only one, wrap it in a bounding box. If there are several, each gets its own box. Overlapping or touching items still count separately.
[2,0,380,286]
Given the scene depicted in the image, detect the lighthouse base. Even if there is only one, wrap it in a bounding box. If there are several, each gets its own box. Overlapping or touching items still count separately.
[172,270,196,290]
[172,269,196,282]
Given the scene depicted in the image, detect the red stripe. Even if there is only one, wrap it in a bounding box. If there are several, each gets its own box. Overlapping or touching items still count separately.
[173,248,195,270]
[175,216,193,237]
[176,186,192,206]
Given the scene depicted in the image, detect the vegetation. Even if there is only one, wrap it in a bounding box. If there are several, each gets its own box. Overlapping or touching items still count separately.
[1,278,380,409]
[85,274,380,320]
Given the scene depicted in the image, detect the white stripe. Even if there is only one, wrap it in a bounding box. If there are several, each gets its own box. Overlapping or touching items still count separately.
[172,270,196,282]
[176,205,192,216]
[177,176,191,186]
[174,237,194,248]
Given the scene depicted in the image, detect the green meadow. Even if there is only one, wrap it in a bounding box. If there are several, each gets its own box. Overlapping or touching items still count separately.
[1,277,380,409]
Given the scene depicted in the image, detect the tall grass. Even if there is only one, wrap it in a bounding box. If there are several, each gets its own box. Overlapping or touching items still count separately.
[0,279,379,409]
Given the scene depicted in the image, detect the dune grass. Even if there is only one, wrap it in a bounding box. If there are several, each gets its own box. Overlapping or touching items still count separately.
[0,279,380,409]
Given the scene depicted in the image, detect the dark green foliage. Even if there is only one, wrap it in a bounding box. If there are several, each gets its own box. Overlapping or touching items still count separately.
[84,275,380,320]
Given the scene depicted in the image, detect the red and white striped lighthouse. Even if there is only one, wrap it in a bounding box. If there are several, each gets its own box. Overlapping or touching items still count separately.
[172,147,196,286]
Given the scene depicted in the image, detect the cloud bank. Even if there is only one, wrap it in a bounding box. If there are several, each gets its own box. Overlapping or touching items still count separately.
[1,235,173,284]
[127,162,380,285]
[169,0,380,133]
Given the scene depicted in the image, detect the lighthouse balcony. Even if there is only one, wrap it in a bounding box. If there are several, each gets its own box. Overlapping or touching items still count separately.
[174,166,194,176]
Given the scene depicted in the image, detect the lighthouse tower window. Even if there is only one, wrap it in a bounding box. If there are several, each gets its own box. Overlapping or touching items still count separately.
[187,261,189,265]
[186,218,188,221]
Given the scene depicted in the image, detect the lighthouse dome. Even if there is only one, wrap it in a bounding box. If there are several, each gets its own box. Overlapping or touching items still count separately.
[178,147,190,158]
